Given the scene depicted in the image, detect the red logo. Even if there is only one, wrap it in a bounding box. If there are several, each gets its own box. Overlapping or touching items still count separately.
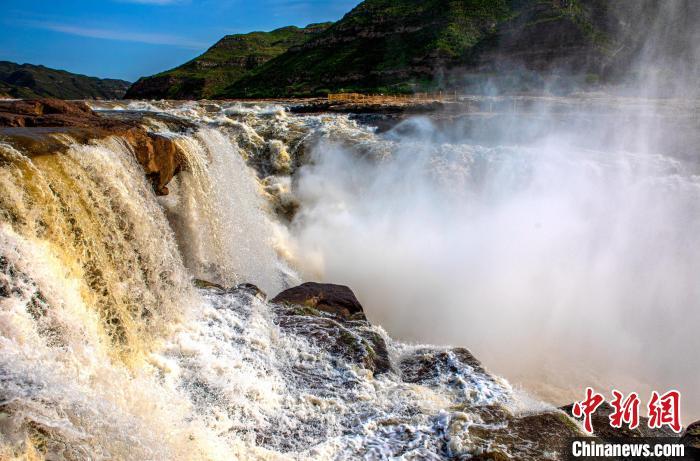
[648,390,682,433]
[571,388,682,434]
[572,387,605,433]
[609,390,640,430]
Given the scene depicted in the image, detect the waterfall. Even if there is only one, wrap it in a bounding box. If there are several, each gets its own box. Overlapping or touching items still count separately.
[0,137,220,459]
[1,96,697,459]
[0,125,303,459]
[159,128,289,294]
[0,137,191,361]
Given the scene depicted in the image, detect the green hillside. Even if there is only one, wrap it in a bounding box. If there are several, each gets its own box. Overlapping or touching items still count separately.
[126,0,694,99]
[222,0,617,97]
[0,61,130,99]
[124,23,331,99]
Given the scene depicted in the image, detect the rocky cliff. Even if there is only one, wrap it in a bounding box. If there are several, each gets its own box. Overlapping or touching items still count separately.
[0,61,130,100]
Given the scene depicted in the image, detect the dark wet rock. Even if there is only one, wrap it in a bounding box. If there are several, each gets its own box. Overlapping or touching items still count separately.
[193,279,226,291]
[560,401,677,439]
[193,280,267,301]
[400,347,486,384]
[358,328,391,375]
[234,283,267,301]
[272,283,390,374]
[465,411,582,460]
[276,313,390,375]
[469,451,510,461]
[681,420,700,449]
[0,99,185,195]
[272,282,366,321]
[441,399,583,459]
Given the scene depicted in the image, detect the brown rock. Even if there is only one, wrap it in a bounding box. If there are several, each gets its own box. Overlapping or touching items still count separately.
[272,282,366,320]
[400,347,487,384]
[272,282,391,374]
[681,420,700,449]
[127,130,182,195]
[0,99,184,195]
[0,98,102,128]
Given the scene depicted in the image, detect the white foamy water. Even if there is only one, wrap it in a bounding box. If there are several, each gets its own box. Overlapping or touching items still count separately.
[159,127,291,294]
[2,94,698,460]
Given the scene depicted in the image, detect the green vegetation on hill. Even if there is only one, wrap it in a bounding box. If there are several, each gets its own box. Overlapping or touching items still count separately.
[0,61,130,99]
[225,0,626,97]
[125,23,331,99]
[224,0,518,97]
[126,0,686,99]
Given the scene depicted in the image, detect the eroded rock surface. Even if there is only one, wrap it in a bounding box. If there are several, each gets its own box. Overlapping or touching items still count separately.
[0,98,186,195]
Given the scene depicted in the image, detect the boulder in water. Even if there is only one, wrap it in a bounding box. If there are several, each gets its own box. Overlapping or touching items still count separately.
[272,282,366,321]
[194,280,268,302]
[193,279,226,291]
[276,313,391,374]
[235,283,267,301]
[272,282,390,374]
[681,420,700,450]
[128,131,182,195]
[400,347,487,384]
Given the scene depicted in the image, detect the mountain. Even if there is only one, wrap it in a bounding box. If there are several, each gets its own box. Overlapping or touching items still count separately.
[0,61,130,99]
[224,0,621,97]
[126,0,698,99]
[124,23,332,99]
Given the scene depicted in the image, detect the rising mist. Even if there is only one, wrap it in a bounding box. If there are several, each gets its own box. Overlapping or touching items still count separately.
[285,1,700,420]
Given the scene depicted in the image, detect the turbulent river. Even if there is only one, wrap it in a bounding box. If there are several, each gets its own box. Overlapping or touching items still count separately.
[0,97,698,460]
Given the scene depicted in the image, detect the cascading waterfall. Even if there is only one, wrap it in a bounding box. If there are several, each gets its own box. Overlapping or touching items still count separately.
[1,98,698,460]
[160,127,291,293]
[0,110,518,460]
[0,121,309,459]
[0,137,223,459]
[0,137,190,361]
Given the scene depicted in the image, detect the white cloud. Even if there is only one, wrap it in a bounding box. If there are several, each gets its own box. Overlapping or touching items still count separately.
[28,21,206,49]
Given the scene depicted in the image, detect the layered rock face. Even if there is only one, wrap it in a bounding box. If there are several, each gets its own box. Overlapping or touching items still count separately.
[0,98,185,195]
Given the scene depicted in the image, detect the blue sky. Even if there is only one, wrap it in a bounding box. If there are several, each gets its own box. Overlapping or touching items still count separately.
[0,0,361,82]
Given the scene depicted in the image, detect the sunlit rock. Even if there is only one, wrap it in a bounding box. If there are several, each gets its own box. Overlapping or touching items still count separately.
[272,282,366,321]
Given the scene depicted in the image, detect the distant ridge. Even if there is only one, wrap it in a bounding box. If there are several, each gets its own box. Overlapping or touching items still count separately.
[0,61,130,100]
